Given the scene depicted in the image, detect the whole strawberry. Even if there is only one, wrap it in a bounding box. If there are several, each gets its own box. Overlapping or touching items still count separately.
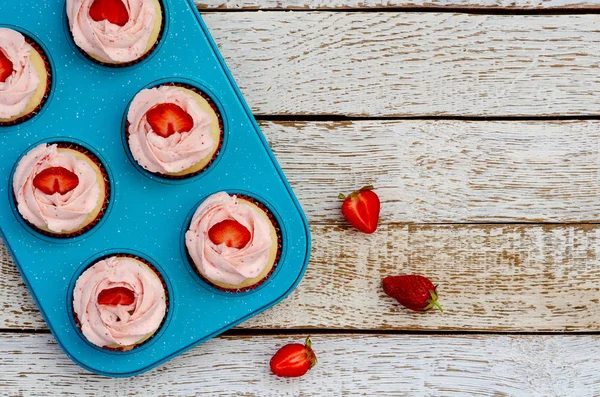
[270,337,317,378]
[382,275,443,312]
[338,185,380,234]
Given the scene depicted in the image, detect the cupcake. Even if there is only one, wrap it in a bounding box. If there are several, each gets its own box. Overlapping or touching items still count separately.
[12,143,109,237]
[73,255,167,351]
[66,0,163,65]
[127,85,222,178]
[0,28,50,124]
[185,192,280,291]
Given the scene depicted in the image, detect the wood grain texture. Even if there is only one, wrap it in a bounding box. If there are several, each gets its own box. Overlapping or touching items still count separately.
[266,120,600,223]
[196,0,600,9]
[1,333,599,396]
[3,224,600,331]
[203,13,600,117]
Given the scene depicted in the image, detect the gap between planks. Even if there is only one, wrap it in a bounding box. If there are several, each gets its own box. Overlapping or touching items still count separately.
[194,0,600,11]
[197,7,600,14]
[254,115,600,122]
[2,328,600,336]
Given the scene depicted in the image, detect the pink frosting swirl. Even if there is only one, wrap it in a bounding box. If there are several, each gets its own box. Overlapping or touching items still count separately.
[13,144,101,233]
[127,86,215,174]
[185,192,273,285]
[66,0,158,63]
[73,256,167,348]
[0,28,40,119]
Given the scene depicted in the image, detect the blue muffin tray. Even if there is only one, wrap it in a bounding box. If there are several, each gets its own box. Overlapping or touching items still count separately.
[0,0,311,377]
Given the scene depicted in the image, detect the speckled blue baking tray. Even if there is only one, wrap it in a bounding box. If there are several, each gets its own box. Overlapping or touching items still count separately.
[0,0,311,377]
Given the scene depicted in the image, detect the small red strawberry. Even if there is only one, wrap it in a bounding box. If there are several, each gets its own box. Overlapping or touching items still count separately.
[145,103,194,138]
[0,50,13,83]
[270,337,317,378]
[383,275,443,312]
[89,0,129,27]
[97,287,136,306]
[32,167,79,195]
[208,219,251,249]
[338,185,380,234]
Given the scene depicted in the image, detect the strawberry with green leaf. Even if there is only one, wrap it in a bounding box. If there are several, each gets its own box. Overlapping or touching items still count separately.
[383,275,443,312]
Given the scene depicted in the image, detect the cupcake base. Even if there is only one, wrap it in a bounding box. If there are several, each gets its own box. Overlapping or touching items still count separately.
[0,35,52,126]
[14,142,110,239]
[189,195,283,293]
[73,254,169,352]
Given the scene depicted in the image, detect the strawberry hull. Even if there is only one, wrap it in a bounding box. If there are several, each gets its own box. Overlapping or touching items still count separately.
[0,0,311,377]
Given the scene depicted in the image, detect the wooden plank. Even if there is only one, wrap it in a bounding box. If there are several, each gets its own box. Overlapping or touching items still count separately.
[3,223,600,331]
[10,119,599,226]
[202,13,600,117]
[265,120,600,223]
[196,0,599,10]
[1,333,599,395]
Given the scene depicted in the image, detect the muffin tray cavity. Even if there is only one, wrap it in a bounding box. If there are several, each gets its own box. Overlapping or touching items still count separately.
[0,0,311,377]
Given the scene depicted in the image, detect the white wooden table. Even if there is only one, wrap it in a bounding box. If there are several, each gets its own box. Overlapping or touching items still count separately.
[2,1,600,395]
